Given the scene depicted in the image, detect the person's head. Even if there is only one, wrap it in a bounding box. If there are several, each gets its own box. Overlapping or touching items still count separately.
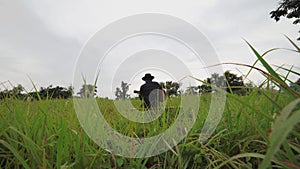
[142,73,154,83]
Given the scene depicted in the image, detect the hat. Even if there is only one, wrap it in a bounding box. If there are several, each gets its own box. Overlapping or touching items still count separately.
[142,73,154,81]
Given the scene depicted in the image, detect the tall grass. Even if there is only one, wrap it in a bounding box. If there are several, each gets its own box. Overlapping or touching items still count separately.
[0,37,299,168]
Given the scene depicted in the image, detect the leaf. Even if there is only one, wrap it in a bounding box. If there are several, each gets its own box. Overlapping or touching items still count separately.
[215,153,265,169]
[0,139,31,169]
[245,40,284,84]
[57,122,67,167]
[116,158,124,167]
[221,62,300,98]
[284,35,300,52]
[259,98,300,169]
[28,76,42,101]
[245,48,279,79]
[272,64,300,76]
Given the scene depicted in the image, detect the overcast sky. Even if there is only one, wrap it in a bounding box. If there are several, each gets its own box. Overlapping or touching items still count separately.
[1,0,299,98]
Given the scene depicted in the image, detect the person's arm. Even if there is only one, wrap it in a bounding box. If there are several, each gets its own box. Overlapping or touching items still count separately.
[139,86,144,100]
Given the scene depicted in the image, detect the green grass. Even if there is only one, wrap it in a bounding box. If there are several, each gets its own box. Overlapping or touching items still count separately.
[0,37,299,168]
[0,90,298,168]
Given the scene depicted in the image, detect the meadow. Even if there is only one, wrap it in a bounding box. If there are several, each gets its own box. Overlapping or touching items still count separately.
[0,39,299,168]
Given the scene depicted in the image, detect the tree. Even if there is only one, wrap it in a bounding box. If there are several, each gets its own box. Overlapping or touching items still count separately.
[32,85,73,100]
[0,84,24,99]
[270,0,300,40]
[0,88,9,99]
[161,81,180,97]
[49,85,73,99]
[115,81,130,100]
[0,84,73,100]
[11,84,24,98]
[224,71,244,93]
[185,86,199,95]
[198,73,226,94]
[77,84,97,98]
[210,73,226,89]
[198,71,249,95]
[67,85,74,96]
[198,78,212,94]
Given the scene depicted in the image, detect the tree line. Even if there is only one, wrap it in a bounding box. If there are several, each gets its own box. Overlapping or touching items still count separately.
[1,71,299,100]
[0,82,101,100]
[115,71,300,100]
[0,84,74,100]
[114,71,252,100]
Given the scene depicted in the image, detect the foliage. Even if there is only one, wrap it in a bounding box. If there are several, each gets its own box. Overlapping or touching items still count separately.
[115,81,130,100]
[198,73,226,94]
[185,86,199,95]
[77,84,97,98]
[198,78,213,94]
[197,71,253,95]
[161,81,180,97]
[0,84,73,100]
[32,85,73,100]
[270,0,300,40]
[224,71,243,91]
[0,84,24,99]
[210,73,226,89]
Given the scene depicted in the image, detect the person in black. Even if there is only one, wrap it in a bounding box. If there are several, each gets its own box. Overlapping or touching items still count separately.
[138,73,164,109]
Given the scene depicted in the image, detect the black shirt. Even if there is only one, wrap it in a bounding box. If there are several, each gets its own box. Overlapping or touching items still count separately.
[139,81,163,108]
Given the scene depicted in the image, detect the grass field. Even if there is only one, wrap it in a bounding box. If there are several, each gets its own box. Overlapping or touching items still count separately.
[0,39,299,168]
[0,88,299,168]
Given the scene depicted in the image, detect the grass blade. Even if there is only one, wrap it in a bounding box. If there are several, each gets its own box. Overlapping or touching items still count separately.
[0,139,31,169]
[190,75,274,120]
[28,76,42,101]
[57,121,67,167]
[284,35,300,52]
[245,40,284,84]
[259,98,300,169]
[222,62,300,98]
[215,153,265,169]
[245,47,279,79]
[272,64,300,76]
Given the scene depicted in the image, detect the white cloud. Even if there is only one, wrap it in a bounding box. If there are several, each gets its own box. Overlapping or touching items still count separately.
[0,0,299,97]
[0,0,80,90]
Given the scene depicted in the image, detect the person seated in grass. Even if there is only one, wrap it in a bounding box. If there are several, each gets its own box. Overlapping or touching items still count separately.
[135,73,165,109]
